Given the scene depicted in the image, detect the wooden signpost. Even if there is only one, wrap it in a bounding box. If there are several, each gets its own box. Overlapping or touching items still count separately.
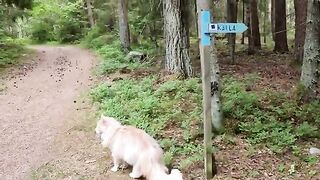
[197,1,248,179]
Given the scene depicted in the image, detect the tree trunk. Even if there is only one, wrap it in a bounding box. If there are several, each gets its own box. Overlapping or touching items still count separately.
[163,0,193,78]
[194,0,199,36]
[263,0,267,44]
[271,0,275,41]
[250,0,261,49]
[246,1,255,54]
[274,0,289,53]
[227,0,238,63]
[194,0,200,59]
[118,0,130,52]
[294,0,308,63]
[86,0,94,28]
[300,0,320,101]
[241,0,245,44]
[182,0,191,49]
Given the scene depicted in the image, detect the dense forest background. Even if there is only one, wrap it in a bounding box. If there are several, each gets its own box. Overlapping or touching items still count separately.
[0,0,319,179]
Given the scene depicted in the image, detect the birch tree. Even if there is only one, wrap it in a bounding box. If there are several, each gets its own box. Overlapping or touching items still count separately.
[163,0,193,78]
[300,0,320,100]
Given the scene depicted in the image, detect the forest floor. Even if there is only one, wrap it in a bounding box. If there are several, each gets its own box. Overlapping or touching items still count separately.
[0,46,319,180]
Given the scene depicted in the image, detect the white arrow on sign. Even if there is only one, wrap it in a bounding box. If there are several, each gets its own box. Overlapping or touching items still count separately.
[208,23,248,33]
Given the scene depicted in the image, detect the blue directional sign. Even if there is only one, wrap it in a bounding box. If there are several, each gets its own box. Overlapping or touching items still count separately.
[200,11,248,46]
[200,10,212,46]
[208,23,248,33]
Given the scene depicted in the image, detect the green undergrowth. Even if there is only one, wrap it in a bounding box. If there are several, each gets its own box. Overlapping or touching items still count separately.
[0,37,27,70]
[90,76,204,170]
[223,76,320,153]
[81,28,152,75]
[91,71,320,169]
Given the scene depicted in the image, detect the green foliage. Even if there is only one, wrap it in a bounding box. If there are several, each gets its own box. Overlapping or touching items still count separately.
[0,42,25,68]
[239,119,297,153]
[223,76,260,119]
[92,0,117,31]
[28,18,54,42]
[223,75,320,153]
[82,30,149,74]
[28,0,86,43]
[0,3,28,69]
[90,76,203,165]
[91,70,320,162]
[304,155,318,165]
[3,0,33,9]
[296,122,318,138]
[128,0,163,46]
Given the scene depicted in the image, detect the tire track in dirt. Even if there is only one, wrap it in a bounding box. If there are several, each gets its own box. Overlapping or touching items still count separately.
[0,46,96,179]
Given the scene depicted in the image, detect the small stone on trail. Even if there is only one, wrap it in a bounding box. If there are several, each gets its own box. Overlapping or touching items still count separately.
[309,147,320,155]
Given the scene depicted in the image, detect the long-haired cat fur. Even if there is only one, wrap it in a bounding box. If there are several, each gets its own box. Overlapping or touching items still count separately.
[95,115,183,180]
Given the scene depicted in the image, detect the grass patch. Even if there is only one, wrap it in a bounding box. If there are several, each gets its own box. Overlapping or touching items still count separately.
[81,29,151,75]
[223,76,319,153]
[0,40,27,70]
[90,76,204,167]
[91,71,320,158]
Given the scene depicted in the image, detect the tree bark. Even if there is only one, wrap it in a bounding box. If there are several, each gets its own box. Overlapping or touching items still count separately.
[263,0,267,44]
[227,0,238,63]
[271,0,275,41]
[182,0,191,49]
[250,0,261,49]
[163,0,192,78]
[85,0,94,28]
[294,0,308,63]
[273,0,289,53]
[300,0,320,100]
[118,0,130,52]
[246,1,255,54]
[241,0,245,44]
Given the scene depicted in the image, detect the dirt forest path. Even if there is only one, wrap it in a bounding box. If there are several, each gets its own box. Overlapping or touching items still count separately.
[0,46,131,180]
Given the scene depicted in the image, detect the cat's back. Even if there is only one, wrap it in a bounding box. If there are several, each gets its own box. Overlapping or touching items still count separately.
[120,126,163,151]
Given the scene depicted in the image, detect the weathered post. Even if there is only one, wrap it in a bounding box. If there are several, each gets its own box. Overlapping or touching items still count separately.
[196,1,215,179]
[197,0,248,179]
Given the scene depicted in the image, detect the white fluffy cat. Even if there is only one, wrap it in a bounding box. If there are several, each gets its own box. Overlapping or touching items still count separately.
[95,115,183,180]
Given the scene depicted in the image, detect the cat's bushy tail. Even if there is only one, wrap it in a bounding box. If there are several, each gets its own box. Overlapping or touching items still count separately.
[138,147,183,180]
[167,169,183,180]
